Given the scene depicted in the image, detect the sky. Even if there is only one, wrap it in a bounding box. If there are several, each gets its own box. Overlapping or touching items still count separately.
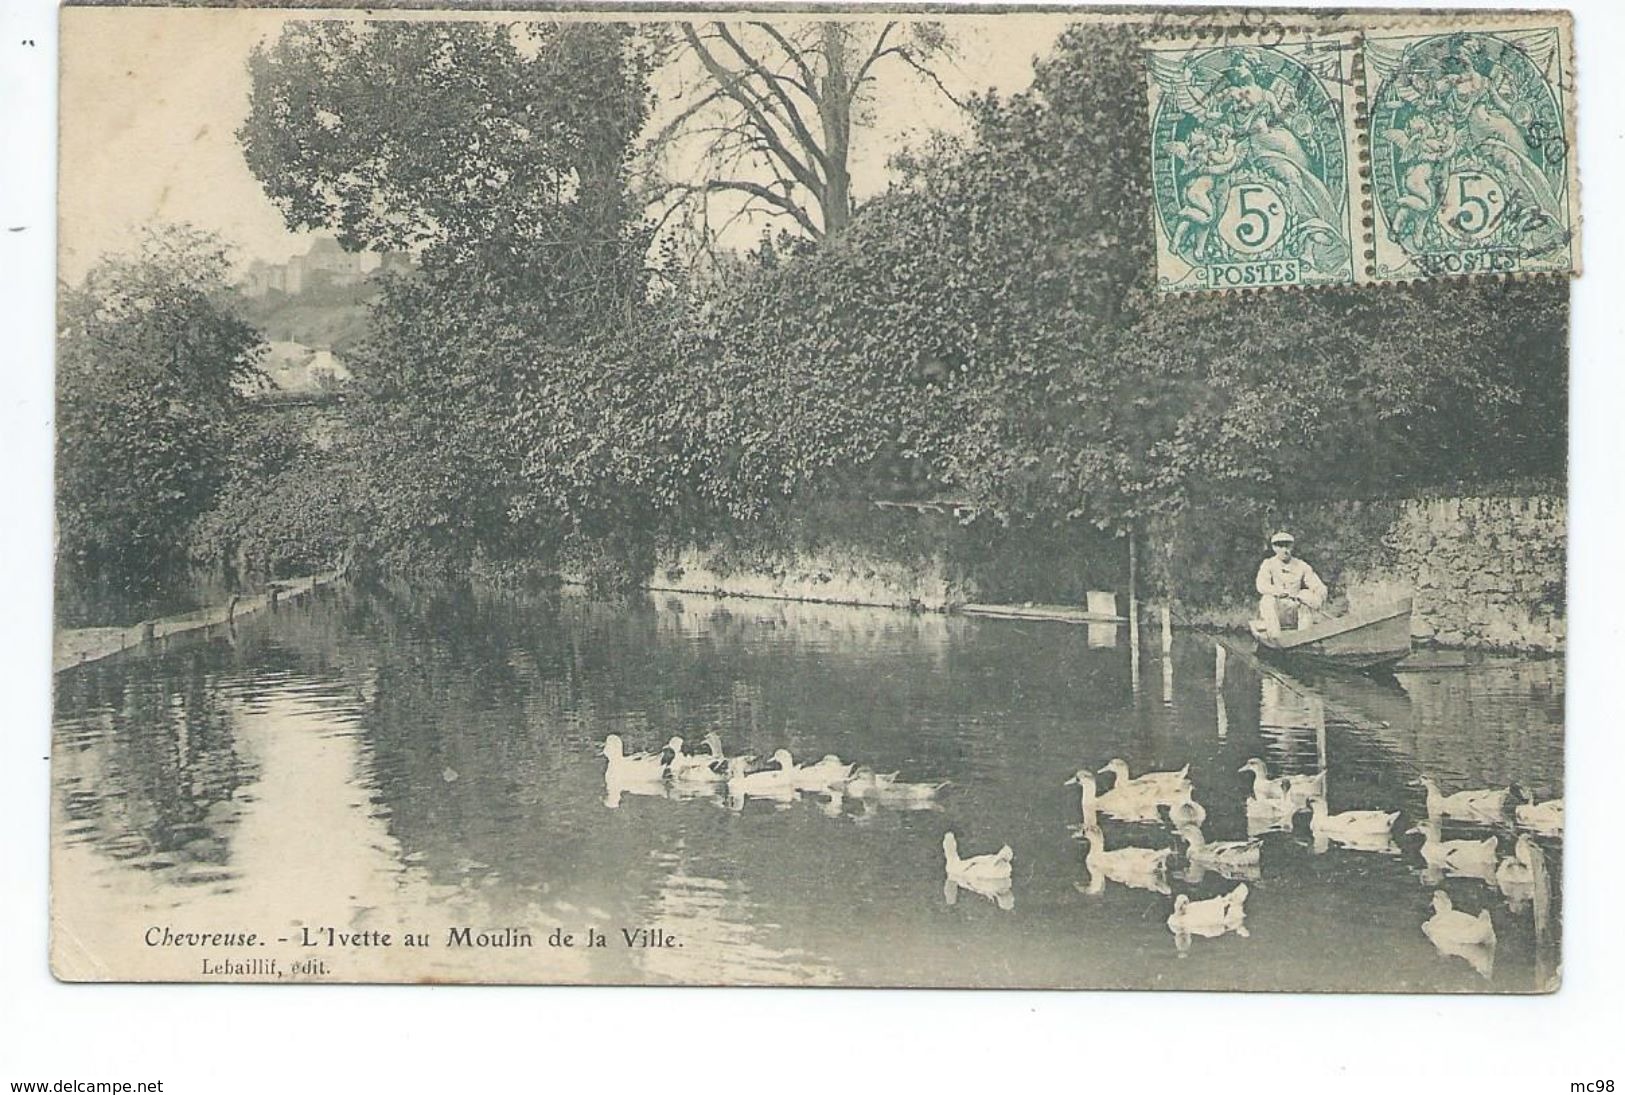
[58,7,1075,283]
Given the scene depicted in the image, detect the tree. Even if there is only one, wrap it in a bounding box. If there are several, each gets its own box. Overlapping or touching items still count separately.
[239,21,662,574]
[649,20,958,242]
[240,20,656,314]
[56,226,266,615]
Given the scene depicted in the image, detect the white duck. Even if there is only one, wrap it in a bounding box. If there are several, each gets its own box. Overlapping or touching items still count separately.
[1167,883,1250,939]
[942,832,1013,890]
[1422,890,1496,948]
[1166,789,1208,829]
[1514,790,1563,837]
[793,754,856,792]
[1238,758,1290,801]
[1099,758,1192,801]
[841,766,899,798]
[599,734,667,782]
[725,752,799,797]
[1245,793,1301,835]
[1409,821,1498,880]
[1178,824,1262,873]
[1285,769,1328,805]
[1066,769,1164,824]
[663,735,728,784]
[1080,825,1172,895]
[1420,776,1510,823]
[1309,798,1400,850]
[1494,834,1544,910]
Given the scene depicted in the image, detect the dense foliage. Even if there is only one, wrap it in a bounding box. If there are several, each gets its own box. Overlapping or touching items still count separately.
[686,26,1566,536]
[241,22,655,270]
[214,22,1565,598]
[57,228,266,618]
[236,21,665,585]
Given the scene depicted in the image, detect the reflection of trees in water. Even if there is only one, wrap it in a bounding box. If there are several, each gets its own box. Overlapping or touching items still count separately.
[54,649,253,883]
[334,585,579,896]
[1400,661,1564,795]
[323,584,1123,908]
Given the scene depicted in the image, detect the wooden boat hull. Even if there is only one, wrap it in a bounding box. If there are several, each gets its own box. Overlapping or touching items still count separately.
[1249,598,1413,672]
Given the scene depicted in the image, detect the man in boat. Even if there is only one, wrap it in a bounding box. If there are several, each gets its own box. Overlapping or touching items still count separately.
[1256,531,1327,635]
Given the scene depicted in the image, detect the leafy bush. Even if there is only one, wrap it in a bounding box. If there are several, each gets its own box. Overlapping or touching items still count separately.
[57,227,266,619]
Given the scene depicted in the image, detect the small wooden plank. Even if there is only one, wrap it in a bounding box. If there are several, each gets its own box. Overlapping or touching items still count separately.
[960,603,1126,624]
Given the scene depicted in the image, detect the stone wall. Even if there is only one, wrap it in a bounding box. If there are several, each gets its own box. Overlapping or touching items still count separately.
[651,544,962,611]
[648,492,1566,653]
[1169,488,1565,653]
[1349,494,1566,653]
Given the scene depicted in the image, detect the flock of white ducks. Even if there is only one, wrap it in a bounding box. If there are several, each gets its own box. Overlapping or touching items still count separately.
[1058,754,1556,963]
[599,732,946,814]
[601,733,1560,971]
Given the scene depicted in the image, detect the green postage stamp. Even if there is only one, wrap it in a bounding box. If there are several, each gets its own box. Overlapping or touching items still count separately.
[1366,22,1578,281]
[1146,13,1578,292]
[1147,35,1361,292]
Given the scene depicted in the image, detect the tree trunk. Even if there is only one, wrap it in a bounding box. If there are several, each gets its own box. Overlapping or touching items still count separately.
[817,23,853,235]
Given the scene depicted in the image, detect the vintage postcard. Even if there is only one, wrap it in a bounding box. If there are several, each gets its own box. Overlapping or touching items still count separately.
[53,4,1570,990]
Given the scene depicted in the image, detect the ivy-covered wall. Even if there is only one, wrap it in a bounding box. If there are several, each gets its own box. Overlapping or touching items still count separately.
[652,501,1127,611]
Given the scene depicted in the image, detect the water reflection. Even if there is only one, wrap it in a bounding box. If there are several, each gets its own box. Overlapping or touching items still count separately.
[944,877,1016,911]
[52,587,1565,990]
[53,650,252,889]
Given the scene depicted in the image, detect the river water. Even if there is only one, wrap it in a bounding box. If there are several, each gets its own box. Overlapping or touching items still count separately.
[51,586,1563,990]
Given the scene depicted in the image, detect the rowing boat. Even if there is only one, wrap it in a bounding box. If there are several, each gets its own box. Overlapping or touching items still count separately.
[1248,598,1413,672]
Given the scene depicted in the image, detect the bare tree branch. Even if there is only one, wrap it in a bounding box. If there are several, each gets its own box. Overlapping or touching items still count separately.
[850,22,898,91]
[648,175,815,238]
[681,23,824,202]
[877,44,968,110]
[689,179,823,239]
[747,21,818,96]
[657,20,961,243]
[645,86,729,151]
[712,23,830,176]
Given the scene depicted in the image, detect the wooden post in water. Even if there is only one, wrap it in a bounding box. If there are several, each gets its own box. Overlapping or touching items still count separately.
[1157,533,1172,703]
[1161,605,1174,705]
[1127,529,1140,693]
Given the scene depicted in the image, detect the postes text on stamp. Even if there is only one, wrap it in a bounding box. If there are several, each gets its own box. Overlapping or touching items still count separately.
[1146,36,1361,293]
[1365,22,1578,281]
